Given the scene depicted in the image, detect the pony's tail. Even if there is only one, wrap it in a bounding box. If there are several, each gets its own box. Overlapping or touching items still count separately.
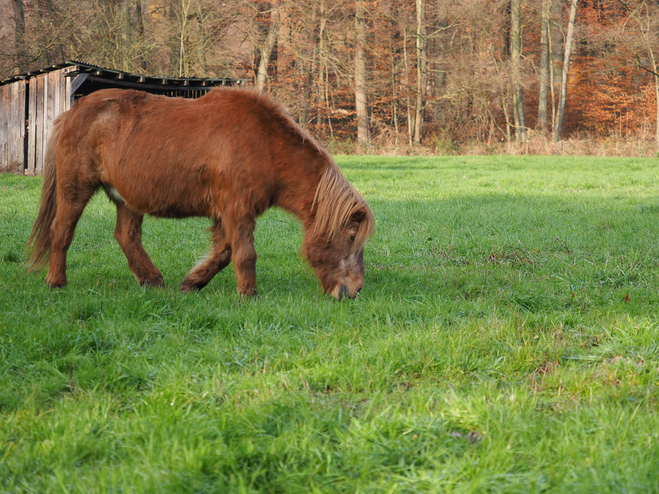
[27,116,64,271]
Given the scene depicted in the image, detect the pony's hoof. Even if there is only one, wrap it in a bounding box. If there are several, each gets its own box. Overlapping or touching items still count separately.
[139,274,164,288]
[239,288,258,299]
[180,278,207,293]
[46,275,67,289]
[180,284,200,293]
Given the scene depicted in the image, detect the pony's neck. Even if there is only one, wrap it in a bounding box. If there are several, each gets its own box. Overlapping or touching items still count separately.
[274,152,329,232]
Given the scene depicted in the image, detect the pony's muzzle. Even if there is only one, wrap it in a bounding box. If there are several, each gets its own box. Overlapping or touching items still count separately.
[333,284,362,300]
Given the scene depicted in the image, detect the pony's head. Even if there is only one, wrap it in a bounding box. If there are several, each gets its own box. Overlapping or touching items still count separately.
[303,165,374,300]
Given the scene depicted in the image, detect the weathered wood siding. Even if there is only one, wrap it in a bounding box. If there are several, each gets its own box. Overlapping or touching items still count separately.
[0,67,73,175]
[2,62,231,175]
[26,75,37,174]
[0,80,26,173]
[25,68,72,175]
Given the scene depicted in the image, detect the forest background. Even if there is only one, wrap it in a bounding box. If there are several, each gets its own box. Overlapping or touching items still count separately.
[1,0,658,156]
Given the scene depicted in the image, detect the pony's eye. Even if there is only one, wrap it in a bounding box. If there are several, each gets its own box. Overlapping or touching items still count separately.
[349,235,356,243]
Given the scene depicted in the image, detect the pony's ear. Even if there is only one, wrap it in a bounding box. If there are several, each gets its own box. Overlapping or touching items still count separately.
[350,208,367,223]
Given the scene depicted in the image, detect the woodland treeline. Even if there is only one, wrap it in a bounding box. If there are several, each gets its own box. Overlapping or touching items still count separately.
[1,0,659,152]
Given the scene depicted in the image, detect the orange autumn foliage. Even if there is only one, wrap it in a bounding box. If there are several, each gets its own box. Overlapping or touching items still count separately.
[1,0,659,148]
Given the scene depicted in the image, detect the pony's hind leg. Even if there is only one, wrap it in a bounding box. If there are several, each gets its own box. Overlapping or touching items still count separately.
[46,190,95,288]
[229,216,258,297]
[180,219,232,292]
[114,202,164,286]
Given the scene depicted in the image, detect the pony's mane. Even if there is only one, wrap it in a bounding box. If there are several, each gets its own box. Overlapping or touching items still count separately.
[312,164,374,250]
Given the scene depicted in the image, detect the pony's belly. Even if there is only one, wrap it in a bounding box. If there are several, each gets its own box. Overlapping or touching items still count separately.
[100,153,217,218]
[102,182,212,219]
[144,204,209,219]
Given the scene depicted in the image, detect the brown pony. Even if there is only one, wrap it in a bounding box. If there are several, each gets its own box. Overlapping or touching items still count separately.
[27,88,374,299]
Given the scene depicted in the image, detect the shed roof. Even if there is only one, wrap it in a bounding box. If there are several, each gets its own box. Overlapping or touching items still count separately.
[0,60,245,90]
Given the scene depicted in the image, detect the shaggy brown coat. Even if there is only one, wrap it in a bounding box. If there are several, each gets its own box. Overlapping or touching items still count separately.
[28,87,374,299]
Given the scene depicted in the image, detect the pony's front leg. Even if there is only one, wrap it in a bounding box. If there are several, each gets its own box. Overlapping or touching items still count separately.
[231,217,258,297]
[180,219,232,292]
[114,202,163,286]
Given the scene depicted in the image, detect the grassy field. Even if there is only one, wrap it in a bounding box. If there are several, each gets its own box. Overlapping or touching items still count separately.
[1,155,659,493]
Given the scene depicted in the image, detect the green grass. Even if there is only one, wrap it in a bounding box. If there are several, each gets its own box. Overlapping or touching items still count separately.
[1,155,659,492]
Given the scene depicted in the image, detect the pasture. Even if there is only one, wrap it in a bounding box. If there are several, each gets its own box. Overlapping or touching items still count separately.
[1,155,659,492]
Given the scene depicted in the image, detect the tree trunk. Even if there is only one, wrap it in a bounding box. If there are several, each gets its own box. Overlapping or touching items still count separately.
[317,3,327,132]
[620,1,659,148]
[502,1,511,59]
[510,0,526,141]
[121,0,131,71]
[256,1,280,93]
[491,43,512,147]
[389,33,399,142]
[554,0,578,141]
[35,0,62,64]
[355,0,371,144]
[175,0,192,78]
[537,0,550,133]
[413,0,426,144]
[196,2,208,75]
[297,3,318,127]
[10,0,27,72]
[325,63,334,139]
[135,0,148,71]
[403,27,413,146]
[645,20,659,147]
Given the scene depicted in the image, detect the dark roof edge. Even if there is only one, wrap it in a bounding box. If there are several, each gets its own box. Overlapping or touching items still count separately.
[0,60,248,88]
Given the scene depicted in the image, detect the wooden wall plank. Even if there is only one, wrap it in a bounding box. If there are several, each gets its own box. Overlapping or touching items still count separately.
[9,83,17,171]
[5,84,12,172]
[6,84,14,171]
[52,70,60,119]
[35,74,45,175]
[11,84,18,170]
[14,83,21,170]
[15,80,27,173]
[46,71,58,158]
[39,73,49,174]
[65,70,72,111]
[0,85,8,171]
[60,68,68,112]
[0,81,26,173]
[27,79,37,175]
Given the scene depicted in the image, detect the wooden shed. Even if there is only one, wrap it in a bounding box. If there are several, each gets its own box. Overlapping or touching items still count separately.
[0,61,243,175]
